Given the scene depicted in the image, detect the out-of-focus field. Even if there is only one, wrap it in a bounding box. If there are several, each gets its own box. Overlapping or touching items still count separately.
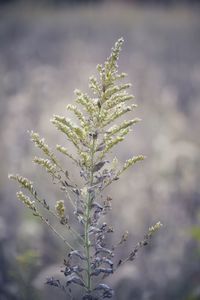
[0,3,200,300]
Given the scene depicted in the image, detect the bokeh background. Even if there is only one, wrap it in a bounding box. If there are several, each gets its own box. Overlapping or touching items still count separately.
[0,0,200,299]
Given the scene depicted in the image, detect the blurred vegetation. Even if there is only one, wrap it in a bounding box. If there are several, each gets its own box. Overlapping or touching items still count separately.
[0,2,200,300]
[11,250,41,300]
[0,237,41,299]
[191,227,200,246]
[0,0,200,7]
[0,0,103,6]
[185,220,200,300]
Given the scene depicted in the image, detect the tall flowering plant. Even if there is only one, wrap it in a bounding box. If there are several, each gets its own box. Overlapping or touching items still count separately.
[9,38,162,300]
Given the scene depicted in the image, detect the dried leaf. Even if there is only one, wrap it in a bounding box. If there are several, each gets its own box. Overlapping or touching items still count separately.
[96,144,106,152]
[66,274,85,287]
[93,161,106,172]
[117,259,122,267]
[103,258,113,268]
[64,265,84,276]
[95,284,114,299]
[92,202,103,212]
[89,226,102,235]
[119,231,129,245]
[107,226,114,233]
[95,245,113,256]
[91,268,113,276]
[43,199,49,210]
[46,277,60,287]
[82,295,98,300]
[68,250,86,261]
[91,257,113,269]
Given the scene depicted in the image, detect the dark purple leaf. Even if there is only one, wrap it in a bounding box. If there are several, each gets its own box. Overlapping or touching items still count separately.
[72,188,80,196]
[95,284,114,299]
[89,226,102,235]
[82,295,98,300]
[91,268,113,276]
[128,248,138,261]
[43,199,49,210]
[68,250,86,261]
[66,274,85,287]
[93,161,106,173]
[103,258,113,268]
[96,144,105,152]
[64,265,84,276]
[46,277,60,287]
[60,216,68,225]
[92,202,103,212]
[117,259,122,267]
[107,226,114,233]
[91,257,113,270]
[95,245,113,256]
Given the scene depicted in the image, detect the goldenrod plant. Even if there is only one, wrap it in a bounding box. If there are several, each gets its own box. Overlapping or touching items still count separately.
[9,38,162,300]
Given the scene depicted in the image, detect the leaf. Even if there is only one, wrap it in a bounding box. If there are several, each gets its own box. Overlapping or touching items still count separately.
[91,268,113,276]
[95,284,114,299]
[95,283,112,291]
[66,274,85,287]
[93,161,106,173]
[89,226,102,235]
[82,295,98,300]
[103,258,113,268]
[96,144,106,152]
[43,199,49,210]
[95,245,113,256]
[117,259,122,267]
[64,265,84,276]
[68,250,86,261]
[91,202,103,212]
[91,257,113,269]
[46,277,61,287]
[118,231,129,245]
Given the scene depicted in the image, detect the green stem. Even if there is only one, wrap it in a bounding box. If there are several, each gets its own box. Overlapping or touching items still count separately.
[84,80,104,294]
[38,214,74,250]
[34,193,84,247]
[84,137,95,293]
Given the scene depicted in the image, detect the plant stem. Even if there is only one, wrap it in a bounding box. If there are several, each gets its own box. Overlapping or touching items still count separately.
[38,214,74,250]
[84,75,104,294]
[84,137,96,293]
[34,192,84,247]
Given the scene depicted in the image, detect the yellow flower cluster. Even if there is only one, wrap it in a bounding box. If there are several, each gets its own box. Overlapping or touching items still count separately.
[56,144,78,164]
[119,155,145,175]
[16,191,36,211]
[30,131,58,166]
[33,157,57,176]
[148,222,163,235]
[8,174,35,195]
[55,200,65,218]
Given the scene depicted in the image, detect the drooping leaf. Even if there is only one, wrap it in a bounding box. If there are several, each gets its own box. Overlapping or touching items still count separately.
[95,284,114,299]
[68,250,86,261]
[66,274,85,287]
[91,268,113,276]
[93,161,106,173]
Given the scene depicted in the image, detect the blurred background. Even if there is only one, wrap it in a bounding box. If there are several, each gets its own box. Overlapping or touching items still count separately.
[0,0,200,299]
